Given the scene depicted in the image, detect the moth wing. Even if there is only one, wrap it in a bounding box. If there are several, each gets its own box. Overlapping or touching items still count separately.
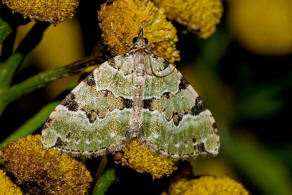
[142,54,219,160]
[41,54,135,157]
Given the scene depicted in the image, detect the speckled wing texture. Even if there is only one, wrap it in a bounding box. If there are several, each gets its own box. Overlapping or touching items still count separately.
[41,54,135,157]
[41,50,219,159]
[142,54,219,160]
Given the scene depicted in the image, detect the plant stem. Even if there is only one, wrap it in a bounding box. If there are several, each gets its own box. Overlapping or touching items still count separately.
[91,168,116,195]
[0,52,25,89]
[0,17,12,44]
[0,22,50,91]
[95,156,108,181]
[0,101,60,149]
[222,133,292,195]
[0,28,16,60]
[0,54,103,116]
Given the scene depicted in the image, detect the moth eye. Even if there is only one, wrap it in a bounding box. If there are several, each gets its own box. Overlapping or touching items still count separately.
[144,38,148,44]
[133,37,138,44]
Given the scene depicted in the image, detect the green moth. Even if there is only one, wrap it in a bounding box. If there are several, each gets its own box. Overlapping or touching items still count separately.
[41,29,219,160]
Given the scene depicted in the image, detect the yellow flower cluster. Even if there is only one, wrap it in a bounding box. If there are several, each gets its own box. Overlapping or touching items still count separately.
[153,0,223,39]
[167,176,249,195]
[2,0,79,24]
[115,139,177,179]
[227,0,292,55]
[0,135,92,194]
[98,0,180,64]
[0,169,23,195]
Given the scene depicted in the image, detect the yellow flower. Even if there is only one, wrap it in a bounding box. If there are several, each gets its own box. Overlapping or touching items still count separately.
[153,0,223,39]
[114,139,177,179]
[168,176,249,195]
[227,0,292,55]
[98,0,180,64]
[0,135,92,194]
[167,176,249,195]
[2,0,79,24]
[0,169,23,195]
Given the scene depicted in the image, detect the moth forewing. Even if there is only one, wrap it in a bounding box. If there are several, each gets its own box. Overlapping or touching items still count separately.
[41,30,219,160]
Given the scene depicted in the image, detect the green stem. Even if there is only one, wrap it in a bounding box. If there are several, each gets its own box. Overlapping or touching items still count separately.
[0,22,50,91]
[0,52,25,89]
[0,17,12,44]
[0,55,103,116]
[0,28,16,59]
[0,101,60,149]
[91,168,116,195]
[222,134,292,195]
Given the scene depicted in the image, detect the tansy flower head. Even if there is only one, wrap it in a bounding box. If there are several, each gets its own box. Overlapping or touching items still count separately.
[0,135,92,194]
[153,0,223,39]
[227,0,292,55]
[167,176,249,195]
[114,139,177,179]
[1,0,79,24]
[98,0,180,64]
[0,169,23,195]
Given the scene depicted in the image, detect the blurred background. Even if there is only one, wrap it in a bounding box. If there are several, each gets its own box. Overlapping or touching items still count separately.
[0,0,292,194]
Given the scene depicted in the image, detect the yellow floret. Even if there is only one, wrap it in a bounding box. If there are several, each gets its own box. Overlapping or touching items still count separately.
[153,0,223,39]
[98,0,180,64]
[0,169,23,195]
[115,139,177,179]
[2,0,79,24]
[168,176,249,195]
[0,135,92,194]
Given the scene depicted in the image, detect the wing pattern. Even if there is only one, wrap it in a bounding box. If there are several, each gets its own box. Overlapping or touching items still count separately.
[41,54,135,157]
[141,54,219,160]
[41,52,219,160]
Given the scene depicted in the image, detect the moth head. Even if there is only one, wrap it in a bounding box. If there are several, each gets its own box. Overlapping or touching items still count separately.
[132,27,149,48]
[132,36,148,44]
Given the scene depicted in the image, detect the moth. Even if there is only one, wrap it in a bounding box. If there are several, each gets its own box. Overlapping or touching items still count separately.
[41,28,219,160]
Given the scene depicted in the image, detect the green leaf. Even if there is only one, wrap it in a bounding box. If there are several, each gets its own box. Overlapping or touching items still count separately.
[0,17,12,45]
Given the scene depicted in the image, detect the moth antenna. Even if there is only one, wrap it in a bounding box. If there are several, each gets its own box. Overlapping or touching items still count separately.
[110,22,131,49]
[138,27,144,37]
[149,55,175,77]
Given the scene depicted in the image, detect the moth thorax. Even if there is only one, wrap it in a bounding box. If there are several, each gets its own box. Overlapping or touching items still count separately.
[134,49,148,64]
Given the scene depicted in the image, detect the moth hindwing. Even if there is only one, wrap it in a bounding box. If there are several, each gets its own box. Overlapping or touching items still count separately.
[41,30,219,160]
